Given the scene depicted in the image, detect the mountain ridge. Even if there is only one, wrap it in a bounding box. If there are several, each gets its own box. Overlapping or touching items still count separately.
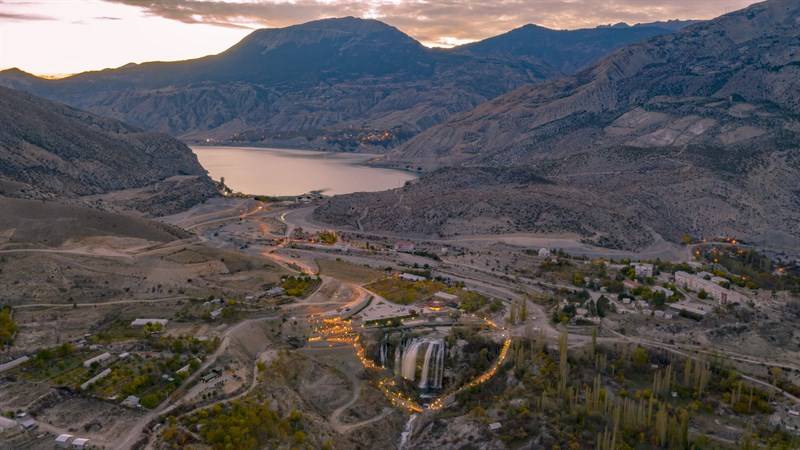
[319,0,800,252]
[0,17,688,151]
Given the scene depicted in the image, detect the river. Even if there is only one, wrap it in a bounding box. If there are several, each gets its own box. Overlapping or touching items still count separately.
[192,146,416,196]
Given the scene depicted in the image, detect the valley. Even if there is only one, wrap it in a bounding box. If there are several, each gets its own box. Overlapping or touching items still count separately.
[2,1,800,449]
[2,191,799,449]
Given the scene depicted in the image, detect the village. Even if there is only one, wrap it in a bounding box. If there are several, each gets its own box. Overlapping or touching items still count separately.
[1,197,799,449]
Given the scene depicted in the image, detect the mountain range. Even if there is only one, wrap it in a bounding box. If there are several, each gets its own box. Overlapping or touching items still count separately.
[0,18,690,151]
[318,0,800,252]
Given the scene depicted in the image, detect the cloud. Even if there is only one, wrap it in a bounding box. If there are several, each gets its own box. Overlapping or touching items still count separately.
[101,0,757,45]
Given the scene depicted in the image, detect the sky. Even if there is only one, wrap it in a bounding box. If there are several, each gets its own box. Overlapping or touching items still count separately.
[1,0,758,76]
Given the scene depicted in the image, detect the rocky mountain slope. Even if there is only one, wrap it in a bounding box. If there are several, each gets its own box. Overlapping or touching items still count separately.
[321,0,800,251]
[454,20,694,74]
[0,18,683,151]
[0,86,217,215]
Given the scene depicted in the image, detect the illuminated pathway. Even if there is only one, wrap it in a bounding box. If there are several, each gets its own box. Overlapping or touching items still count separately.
[309,316,512,414]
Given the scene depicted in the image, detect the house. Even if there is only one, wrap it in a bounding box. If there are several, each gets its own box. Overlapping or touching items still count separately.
[16,414,37,431]
[72,438,90,449]
[668,301,709,320]
[55,434,73,448]
[210,308,224,320]
[80,368,112,390]
[358,299,416,325]
[121,395,140,408]
[83,352,112,368]
[0,355,29,374]
[538,248,551,258]
[674,271,747,305]
[130,318,168,327]
[265,287,286,298]
[632,263,654,278]
[400,273,426,282]
[488,422,502,431]
[394,241,416,253]
[433,291,459,303]
[201,369,222,383]
[118,352,130,359]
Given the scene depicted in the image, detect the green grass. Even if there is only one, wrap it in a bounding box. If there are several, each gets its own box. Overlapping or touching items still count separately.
[366,277,487,306]
[281,276,320,297]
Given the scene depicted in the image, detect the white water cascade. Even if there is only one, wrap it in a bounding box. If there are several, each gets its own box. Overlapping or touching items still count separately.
[395,338,446,389]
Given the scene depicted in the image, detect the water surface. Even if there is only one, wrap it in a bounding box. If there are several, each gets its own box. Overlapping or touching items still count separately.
[192,146,415,196]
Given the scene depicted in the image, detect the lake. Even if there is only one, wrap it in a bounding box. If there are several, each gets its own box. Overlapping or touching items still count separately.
[192,146,416,196]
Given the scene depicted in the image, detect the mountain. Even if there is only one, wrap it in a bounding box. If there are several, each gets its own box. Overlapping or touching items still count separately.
[452,20,695,74]
[0,85,217,215]
[321,0,800,252]
[0,18,686,151]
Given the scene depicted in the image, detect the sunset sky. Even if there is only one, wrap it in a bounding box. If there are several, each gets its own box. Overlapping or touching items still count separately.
[1,0,758,76]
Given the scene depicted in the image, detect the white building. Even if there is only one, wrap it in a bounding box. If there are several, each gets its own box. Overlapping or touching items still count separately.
[80,368,111,390]
[121,395,140,408]
[394,241,416,253]
[632,263,654,278]
[72,438,90,449]
[55,434,73,448]
[357,299,416,324]
[433,291,459,302]
[400,273,426,282]
[83,352,112,368]
[674,271,747,305]
[265,287,286,297]
[538,248,551,258]
[210,308,224,320]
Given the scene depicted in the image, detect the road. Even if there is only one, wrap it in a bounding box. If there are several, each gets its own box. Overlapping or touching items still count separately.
[14,296,191,309]
[328,366,394,434]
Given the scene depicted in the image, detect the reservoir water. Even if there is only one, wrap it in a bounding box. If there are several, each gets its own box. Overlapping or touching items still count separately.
[192,146,416,196]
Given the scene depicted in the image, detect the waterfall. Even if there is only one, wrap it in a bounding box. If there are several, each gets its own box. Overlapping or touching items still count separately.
[396,338,446,389]
[435,340,446,389]
[418,343,435,389]
[393,338,405,377]
[401,341,423,381]
[379,337,388,368]
[398,414,418,450]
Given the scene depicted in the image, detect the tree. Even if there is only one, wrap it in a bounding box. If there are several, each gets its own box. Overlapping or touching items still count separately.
[0,306,17,346]
[632,346,649,368]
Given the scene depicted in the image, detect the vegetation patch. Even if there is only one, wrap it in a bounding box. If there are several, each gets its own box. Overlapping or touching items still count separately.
[175,397,312,450]
[0,305,16,346]
[281,275,321,297]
